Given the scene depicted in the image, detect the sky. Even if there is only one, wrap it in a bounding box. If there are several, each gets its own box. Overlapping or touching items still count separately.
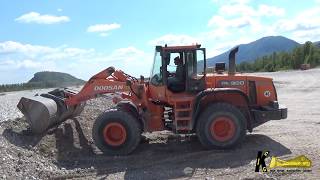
[0,0,320,84]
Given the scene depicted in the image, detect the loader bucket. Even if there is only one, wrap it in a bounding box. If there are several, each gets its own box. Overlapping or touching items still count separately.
[17,89,85,134]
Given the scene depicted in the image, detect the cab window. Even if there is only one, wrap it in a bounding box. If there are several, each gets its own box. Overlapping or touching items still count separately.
[150,51,163,86]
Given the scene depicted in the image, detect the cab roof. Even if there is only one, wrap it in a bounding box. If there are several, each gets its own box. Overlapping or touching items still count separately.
[156,44,201,52]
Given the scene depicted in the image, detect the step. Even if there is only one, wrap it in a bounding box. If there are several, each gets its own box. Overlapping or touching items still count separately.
[176,126,191,131]
[175,108,192,112]
[175,117,192,121]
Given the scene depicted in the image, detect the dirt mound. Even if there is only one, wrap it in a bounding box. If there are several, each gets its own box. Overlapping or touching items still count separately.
[0,97,112,179]
[0,116,296,179]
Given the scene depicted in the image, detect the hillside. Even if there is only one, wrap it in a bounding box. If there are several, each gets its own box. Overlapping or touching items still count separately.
[28,71,85,86]
[207,36,300,66]
[0,71,85,92]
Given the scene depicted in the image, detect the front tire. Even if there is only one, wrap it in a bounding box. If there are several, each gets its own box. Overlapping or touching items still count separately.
[196,103,246,149]
[92,109,141,155]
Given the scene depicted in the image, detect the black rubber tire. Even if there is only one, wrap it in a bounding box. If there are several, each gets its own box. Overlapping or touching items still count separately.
[196,103,247,149]
[92,109,141,155]
[116,104,143,133]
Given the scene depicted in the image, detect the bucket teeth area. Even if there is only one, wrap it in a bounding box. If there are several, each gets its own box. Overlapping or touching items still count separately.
[17,89,85,134]
[17,96,58,134]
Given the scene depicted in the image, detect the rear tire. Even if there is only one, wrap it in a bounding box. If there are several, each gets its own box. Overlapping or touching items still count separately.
[92,109,141,155]
[196,103,246,149]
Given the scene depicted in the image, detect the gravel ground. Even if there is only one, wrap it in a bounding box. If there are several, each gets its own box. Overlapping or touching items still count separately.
[0,89,55,122]
[0,69,320,179]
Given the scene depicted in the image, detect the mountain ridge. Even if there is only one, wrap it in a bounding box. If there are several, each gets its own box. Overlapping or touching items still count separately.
[28,71,85,87]
[207,36,300,66]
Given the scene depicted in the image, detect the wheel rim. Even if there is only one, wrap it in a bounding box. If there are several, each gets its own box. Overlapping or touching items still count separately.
[210,116,236,142]
[103,122,127,146]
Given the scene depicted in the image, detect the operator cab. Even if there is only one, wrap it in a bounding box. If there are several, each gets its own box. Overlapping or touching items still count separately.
[150,44,206,93]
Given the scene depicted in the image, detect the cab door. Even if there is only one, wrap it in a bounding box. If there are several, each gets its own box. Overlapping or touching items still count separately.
[149,49,166,102]
[185,48,206,92]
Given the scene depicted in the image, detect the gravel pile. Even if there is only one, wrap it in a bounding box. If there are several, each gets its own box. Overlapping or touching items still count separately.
[0,97,113,179]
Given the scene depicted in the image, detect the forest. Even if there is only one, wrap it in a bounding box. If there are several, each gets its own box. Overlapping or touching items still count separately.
[237,41,320,72]
[0,81,76,93]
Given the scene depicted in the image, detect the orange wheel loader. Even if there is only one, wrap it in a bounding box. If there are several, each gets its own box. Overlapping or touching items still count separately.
[17,45,287,155]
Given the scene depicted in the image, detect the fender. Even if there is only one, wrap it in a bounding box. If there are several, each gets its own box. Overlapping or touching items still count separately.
[116,100,145,131]
[191,88,253,131]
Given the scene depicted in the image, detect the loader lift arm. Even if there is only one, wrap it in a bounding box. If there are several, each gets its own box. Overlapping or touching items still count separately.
[17,66,142,134]
[65,67,136,106]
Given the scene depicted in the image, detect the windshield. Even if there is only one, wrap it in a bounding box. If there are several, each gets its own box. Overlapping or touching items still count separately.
[150,51,163,86]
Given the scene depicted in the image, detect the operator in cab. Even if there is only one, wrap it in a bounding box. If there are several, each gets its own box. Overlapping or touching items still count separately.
[168,56,185,92]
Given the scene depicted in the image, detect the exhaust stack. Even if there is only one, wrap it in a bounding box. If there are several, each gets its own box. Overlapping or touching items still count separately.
[228,46,239,75]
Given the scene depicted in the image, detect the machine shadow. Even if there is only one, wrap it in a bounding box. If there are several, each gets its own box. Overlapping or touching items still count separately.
[2,117,46,149]
[52,118,291,179]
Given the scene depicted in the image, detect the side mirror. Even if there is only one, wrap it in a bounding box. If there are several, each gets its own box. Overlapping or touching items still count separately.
[140,75,145,82]
[140,75,144,80]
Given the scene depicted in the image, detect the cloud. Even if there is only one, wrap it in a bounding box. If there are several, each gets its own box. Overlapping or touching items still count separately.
[208,16,252,28]
[17,60,43,69]
[213,0,251,4]
[99,33,109,37]
[218,3,256,17]
[109,47,145,59]
[208,1,285,35]
[217,3,284,18]
[273,7,320,42]
[0,41,151,83]
[87,23,121,33]
[0,41,55,56]
[87,23,121,36]
[149,34,200,46]
[203,1,286,54]
[15,12,70,24]
[277,7,320,32]
[0,59,56,71]
[150,2,285,59]
[209,4,285,33]
[258,4,285,17]
[200,28,230,40]
[0,41,94,60]
[62,46,153,81]
[42,47,95,61]
[292,29,320,42]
